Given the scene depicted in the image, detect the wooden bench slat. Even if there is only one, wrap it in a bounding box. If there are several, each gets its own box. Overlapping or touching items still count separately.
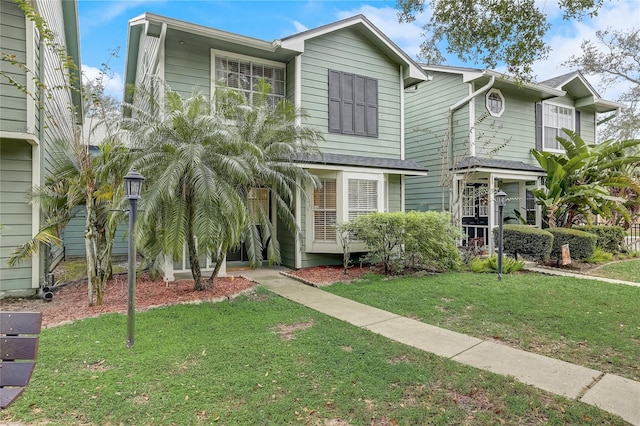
[0,362,36,387]
[1,336,39,361]
[0,388,25,410]
[0,312,42,335]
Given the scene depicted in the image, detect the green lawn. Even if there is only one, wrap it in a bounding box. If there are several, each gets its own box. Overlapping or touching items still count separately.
[325,271,640,382]
[0,289,627,425]
[587,258,640,283]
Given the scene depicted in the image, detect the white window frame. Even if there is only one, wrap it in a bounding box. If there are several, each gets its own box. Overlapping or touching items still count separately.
[305,170,384,253]
[485,88,505,117]
[211,49,285,105]
[542,101,574,152]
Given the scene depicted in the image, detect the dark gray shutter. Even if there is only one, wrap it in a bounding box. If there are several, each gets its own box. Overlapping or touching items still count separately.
[341,72,355,134]
[535,102,543,150]
[575,110,581,135]
[354,75,366,136]
[328,70,342,133]
[366,77,378,137]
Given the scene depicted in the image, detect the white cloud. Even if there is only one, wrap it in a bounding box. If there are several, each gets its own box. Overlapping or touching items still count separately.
[334,5,428,59]
[293,20,309,33]
[80,0,163,29]
[532,0,638,100]
[82,64,124,101]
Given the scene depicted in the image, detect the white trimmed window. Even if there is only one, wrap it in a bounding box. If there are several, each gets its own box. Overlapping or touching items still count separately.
[543,103,574,151]
[212,50,285,106]
[486,89,504,117]
[462,186,475,217]
[307,171,384,252]
[313,178,337,242]
[348,179,378,221]
[248,187,270,222]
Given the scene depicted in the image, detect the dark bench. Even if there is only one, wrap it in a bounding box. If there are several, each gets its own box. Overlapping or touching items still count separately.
[0,311,42,409]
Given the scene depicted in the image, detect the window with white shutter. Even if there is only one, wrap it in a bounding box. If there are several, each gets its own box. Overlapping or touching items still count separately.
[313,179,337,241]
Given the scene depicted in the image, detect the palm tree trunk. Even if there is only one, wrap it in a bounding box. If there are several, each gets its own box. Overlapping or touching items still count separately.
[186,203,204,290]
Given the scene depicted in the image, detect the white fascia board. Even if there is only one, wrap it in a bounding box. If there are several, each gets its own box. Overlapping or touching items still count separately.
[462,70,566,98]
[280,15,426,81]
[136,13,286,53]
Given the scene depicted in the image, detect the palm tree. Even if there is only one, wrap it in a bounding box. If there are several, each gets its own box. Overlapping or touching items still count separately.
[124,90,250,290]
[124,83,322,290]
[214,81,321,274]
[531,131,640,227]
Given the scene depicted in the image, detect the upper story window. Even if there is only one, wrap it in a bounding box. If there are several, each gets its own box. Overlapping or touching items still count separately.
[486,89,505,117]
[328,70,378,137]
[543,103,574,151]
[212,50,285,106]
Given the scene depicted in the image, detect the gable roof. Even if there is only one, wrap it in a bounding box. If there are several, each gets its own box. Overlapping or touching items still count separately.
[421,65,565,99]
[280,15,428,87]
[539,71,625,113]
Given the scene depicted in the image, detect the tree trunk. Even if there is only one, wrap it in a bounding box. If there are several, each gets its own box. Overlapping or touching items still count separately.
[84,202,98,306]
[209,241,229,285]
[186,204,204,290]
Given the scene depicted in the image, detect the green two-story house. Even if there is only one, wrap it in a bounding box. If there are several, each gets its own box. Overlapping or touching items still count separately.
[124,14,429,277]
[0,0,82,297]
[405,65,624,252]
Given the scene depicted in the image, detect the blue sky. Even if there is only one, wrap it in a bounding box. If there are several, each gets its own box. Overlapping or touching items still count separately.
[77,0,639,101]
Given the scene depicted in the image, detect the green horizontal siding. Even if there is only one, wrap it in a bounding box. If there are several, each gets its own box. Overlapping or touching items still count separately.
[0,0,28,133]
[0,139,33,295]
[300,28,402,159]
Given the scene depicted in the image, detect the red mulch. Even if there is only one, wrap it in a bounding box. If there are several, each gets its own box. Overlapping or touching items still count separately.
[285,264,373,286]
[0,266,373,328]
[0,273,255,328]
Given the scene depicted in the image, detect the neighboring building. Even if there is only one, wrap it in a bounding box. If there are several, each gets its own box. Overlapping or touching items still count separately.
[0,0,82,297]
[123,13,429,277]
[404,66,624,252]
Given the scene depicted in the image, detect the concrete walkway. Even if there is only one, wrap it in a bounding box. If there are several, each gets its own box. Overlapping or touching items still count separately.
[524,263,640,288]
[239,267,640,425]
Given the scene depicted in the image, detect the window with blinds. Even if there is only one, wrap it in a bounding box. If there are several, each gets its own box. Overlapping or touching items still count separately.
[348,179,378,221]
[313,179,337,241]
[214,53,285,106]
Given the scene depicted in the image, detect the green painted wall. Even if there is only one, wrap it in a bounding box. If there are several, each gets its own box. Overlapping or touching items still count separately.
[299,28,402,159]
[0,0,28,133]
[405,72,468,212]
[473,88,539,166]
[164,29,211,98]
[0,140,33,294]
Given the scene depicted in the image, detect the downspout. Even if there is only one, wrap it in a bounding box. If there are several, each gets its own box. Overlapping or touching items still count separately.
[447,75,495,168]
[445,74,494,215]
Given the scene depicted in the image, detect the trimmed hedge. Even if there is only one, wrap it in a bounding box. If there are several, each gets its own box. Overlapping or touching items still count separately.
[574,225,625,253]
[493,224,553,261]
[548,227,597,261]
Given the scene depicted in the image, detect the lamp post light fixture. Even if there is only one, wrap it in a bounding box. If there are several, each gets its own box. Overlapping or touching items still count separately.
[496,190,507,281]
[124,168,144,348]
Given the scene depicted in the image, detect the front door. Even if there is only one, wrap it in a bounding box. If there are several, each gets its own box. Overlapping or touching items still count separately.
[227,188,271,263]
[461,184,489,245]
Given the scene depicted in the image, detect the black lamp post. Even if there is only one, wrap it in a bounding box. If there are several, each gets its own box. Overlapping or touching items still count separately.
[496,190,507,281]
[124,168,144,348]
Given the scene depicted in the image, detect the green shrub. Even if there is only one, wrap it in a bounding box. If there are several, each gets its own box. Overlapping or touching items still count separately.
[403,211,463,272]
[493,225,553,261]
[585,247,614,264]
[347,212,405,275]
[574,225,626,253]
[547,227,597,262]
[470,255,525,273]
[346,211,463,274]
